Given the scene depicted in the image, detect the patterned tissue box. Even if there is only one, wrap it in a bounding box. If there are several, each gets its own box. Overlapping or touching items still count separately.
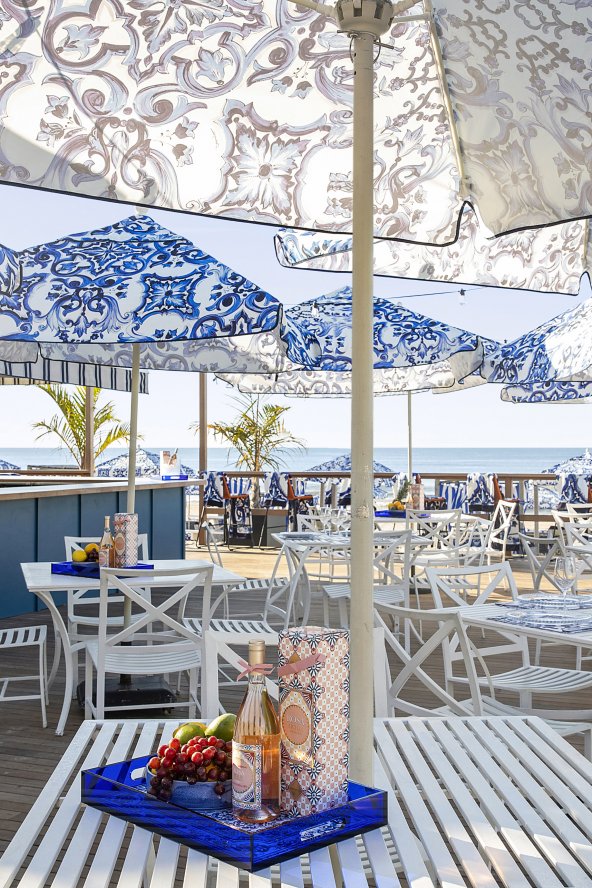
[113,513,138,568]
[278,627,349,816]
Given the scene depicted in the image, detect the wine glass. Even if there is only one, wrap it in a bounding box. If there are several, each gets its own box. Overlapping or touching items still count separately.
[554,556,577,610]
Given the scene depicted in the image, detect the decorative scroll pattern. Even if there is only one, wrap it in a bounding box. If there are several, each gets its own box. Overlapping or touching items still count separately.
[0,1,588,240]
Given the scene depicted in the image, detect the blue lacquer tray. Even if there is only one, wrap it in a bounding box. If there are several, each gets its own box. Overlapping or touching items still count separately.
[52,561,154,579]
[81,755,388,872]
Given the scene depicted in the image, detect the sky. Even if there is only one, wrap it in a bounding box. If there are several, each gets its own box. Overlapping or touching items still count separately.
[0,184,590,452]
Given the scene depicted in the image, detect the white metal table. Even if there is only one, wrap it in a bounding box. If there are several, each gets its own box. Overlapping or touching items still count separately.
[458,601,592,649]
[2,716,592,886]
[21,560,245,735]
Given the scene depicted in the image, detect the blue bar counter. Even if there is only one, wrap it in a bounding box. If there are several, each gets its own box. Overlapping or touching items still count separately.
[0,479,190,617]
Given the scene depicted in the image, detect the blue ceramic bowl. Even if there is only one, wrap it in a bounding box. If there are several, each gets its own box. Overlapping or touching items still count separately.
[145,768,231,810]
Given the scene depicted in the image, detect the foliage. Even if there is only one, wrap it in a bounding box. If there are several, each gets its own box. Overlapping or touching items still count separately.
[203,394,304,473]
[33,385,132,467]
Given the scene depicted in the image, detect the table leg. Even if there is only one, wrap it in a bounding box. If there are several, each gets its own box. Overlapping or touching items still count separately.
[48,623,62,690]
[33,589,74,735]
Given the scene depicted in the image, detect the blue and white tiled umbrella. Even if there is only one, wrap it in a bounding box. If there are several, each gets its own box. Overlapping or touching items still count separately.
[501,381,592,404]
[0,214,308,375]
[484,297,592,386]
[97,448,195,479]
[218,287,485,395]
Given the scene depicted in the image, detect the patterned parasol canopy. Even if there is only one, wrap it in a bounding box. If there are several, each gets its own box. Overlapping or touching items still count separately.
[501,382,592,405]
[217,287,487,395]
[0,1,588,247]
[0,214,310,375]
[275,209,592,296]
[484,296,592,386]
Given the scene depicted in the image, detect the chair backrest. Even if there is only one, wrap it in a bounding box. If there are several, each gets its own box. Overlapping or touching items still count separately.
[566,502,592,515]
[518,532,564,593]
[426,562,529,673]
[261,471,288,505]
[406,509,462,548]
[439,480,468,512]
[485,500,516,557]
[261,543,316,629]
[559,472,589,505]
[373,608,484,718]
[203,632,278,716]
[427,561,518,608]
[202,472,224,507]
[65,534,149,560]
[562,521,592,550]
[466,473,494,507]
[372,531,412,593]
[97,566,212,660]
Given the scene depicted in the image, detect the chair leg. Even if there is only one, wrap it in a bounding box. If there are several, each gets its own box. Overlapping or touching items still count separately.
[84,653,94,720]
[38,640,47,729]
[322,594,330,628]
[585,729,592,761]
[188,668,198,719]
[534,639,542,666]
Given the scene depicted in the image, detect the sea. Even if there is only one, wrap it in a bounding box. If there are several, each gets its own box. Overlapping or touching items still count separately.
[0,446,585,475]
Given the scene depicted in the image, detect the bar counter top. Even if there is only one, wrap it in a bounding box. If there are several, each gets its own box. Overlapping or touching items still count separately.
[0,477,199,500]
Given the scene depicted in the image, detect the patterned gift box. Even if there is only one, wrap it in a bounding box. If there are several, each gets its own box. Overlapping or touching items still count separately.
[278,627,349,816]
[113,513,138,568]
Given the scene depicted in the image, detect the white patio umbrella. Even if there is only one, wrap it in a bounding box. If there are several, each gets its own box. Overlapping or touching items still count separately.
[275,208,592,296]
[0,0,589,782]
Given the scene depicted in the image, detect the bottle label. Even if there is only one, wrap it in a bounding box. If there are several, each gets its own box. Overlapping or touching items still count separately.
[98,549,110,568]
[280,689,313,766]
[232,743,262,810]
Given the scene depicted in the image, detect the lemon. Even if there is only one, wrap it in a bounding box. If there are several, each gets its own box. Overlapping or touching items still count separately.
[84,543,99,555]
[72,549,87,563]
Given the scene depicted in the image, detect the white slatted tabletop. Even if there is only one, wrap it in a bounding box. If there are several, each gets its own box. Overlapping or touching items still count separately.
[3,717,592,886]
[376,716,592,887]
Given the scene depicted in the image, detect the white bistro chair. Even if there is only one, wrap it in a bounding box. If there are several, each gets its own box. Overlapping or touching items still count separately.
[0,625,48,727]
[322,531,412,629]
[374,606,592,755]
[64,533,150,688]
[427,562,592,743]
[84,564,212,719]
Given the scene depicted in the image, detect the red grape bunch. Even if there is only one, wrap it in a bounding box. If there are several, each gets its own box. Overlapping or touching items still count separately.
[147,735,232,802]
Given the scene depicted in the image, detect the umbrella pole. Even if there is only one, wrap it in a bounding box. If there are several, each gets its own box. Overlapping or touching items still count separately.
[407,391,413,481]
[126,343,141,514]
[348,28,376,786]
[198,373,207,544]
[83,387,94,476]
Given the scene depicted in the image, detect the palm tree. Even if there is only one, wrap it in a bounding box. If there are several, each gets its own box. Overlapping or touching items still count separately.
[33,385,132,468]
[205,394,304,474]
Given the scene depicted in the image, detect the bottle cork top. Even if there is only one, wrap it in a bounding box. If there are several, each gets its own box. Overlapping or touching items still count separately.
[248,639,266,665]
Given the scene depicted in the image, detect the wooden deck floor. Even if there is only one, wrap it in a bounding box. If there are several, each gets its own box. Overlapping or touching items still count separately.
[0,545,590,857]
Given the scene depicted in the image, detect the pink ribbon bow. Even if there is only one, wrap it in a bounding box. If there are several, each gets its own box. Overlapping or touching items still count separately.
[277,652,326,677]
[236,659,275,681]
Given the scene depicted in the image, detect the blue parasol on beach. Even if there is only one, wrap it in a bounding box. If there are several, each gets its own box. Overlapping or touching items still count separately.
[0,457,19,471]
[306,452,392,499]
[97,448,195,479]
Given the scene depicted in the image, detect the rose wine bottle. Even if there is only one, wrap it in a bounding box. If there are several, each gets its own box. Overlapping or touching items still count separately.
[98,516,114,568]
[232,639,280,823]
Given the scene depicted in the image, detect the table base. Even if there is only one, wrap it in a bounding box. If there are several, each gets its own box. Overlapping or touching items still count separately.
[76,676,177,711]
